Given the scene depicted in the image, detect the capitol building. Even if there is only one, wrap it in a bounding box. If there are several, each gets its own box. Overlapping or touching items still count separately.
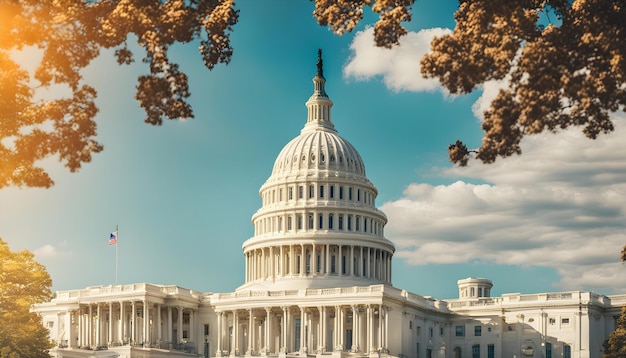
[34,52,626,358]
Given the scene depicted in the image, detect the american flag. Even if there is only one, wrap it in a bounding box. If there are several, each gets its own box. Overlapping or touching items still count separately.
[109,231,118,245]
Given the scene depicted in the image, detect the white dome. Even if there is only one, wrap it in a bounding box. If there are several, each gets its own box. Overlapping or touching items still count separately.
[270,127,366,179]
[239,50,394,292]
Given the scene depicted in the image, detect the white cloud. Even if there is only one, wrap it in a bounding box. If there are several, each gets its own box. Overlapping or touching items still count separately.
[343,27,451,92]
[34,244,60,258]
[346,26,626,293]
[383,113,626,293]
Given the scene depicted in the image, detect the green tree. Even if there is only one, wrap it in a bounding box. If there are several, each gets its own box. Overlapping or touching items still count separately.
[0,238,53,358]
[603,306,626,357]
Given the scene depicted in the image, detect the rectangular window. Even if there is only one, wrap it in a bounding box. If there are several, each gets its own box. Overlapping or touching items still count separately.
[289,187,293,200]
[356,217,360,231]
[562,318,570,324]
[339,186,344,199]
[330,185,334,198]
[309,185,314,198]
[295,319,301,351]
[549,318,556,324]
[342,255,346,274]
[279,188,283,201]
[329,215,334,229]
[426,348,432,358]
[474,325,481,336]
[429,327,433,338]
[440,327,443,335]
[183,313,190,324]
[331,256,336,273]
[320,185,324,198]
[564,345,571,358]
[317,254,321,272]
[338,215,344,230]
[409,321,413,329]
[288,216,292,230]
[357,188,361,201]
[488,344,495,358]
[319,214,324,229]
[546,342,552,358]
[348,216,352,230]
[417,326,421,336]
[455,325,465,337]
[308,215,314,229]
[472,345,480,358]
[183,330,188,339]
[297,215,302,230]
[349,187,353,200]
[298,186,303,199]
[204,324,210,336]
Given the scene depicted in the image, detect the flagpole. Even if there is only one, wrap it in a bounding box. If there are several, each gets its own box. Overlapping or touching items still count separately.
[116,224,119,285]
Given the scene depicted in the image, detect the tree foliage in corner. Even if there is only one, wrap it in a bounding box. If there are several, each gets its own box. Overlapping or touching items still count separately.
[0,238,53,358]
[603,306,626,357]
[0,0,238,189]
[313,0,626,165]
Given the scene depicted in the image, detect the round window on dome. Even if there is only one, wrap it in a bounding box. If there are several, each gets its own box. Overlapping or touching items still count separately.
[321,153,325,162]
[311,153,316,162]
[330,154,335,162]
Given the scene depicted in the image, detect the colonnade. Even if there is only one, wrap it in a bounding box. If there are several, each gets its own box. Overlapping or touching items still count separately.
[245,244,392,284]
[215,304,389,357]
[73,301,197,351]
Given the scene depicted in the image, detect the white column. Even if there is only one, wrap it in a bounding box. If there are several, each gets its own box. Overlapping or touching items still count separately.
[351,305,358,352]
[290,245,295,276]
[279,246,284,276]
[281,307,287,353]
[233,310,239,356]
[167,306,173,348]
[143,300,149,346]
[216,312,222,355]
[261,248,266,279]
[270,246,275,279]
[311,244,317,275]
[119,302,125,345]
[300,244,305,276]
[88,304,93,347]
[377,305,382,350]
[177,307,183,346]
[338,245,343,276]
[156,304,162,344]
[108,302,113,345]
[131,302,136,344]
[367,305,373,352]
[77,306,83,347]
[300,307,306,353]
[265,307,271,354]
[383,306,388,350]
[247,309,253,355]
[350,246,354,276]
[96,304,102,346]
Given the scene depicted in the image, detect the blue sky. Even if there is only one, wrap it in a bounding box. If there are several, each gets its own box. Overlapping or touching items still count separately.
[2,0,625,299]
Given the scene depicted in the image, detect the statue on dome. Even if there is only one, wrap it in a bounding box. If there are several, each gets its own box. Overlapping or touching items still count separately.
[316,48,324,78]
